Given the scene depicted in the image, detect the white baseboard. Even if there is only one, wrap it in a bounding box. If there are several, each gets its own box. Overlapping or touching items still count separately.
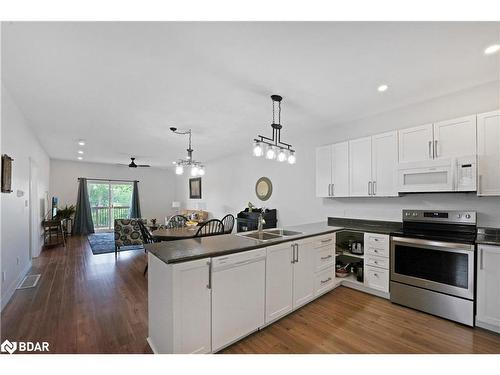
[146,337,158,354]
[0,260,32,311]
[476,320,500,334]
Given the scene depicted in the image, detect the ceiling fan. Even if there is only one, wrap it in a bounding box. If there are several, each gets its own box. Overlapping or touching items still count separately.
[118,157,151,168]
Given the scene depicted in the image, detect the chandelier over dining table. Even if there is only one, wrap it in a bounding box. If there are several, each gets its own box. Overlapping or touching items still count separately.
[170,127,205,176]
[252,94,296,164]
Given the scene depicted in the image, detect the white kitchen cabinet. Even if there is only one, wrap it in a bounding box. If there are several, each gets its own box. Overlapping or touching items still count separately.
[316,145,332,197]
[476,245,500,333]
[364,266,389,293]
[477,110,500,196]
[332,141,350,197]
[349,136,372,197]
[316,142,349,198]
[148,255,211,354]
[265,242,294,323]
[433,115,477,159]
[371,131,398,196]
[398,123,434,163]
[292,239,316,308]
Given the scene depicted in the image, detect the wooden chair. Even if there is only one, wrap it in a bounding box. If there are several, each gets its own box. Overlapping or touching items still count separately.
[138,220,156,276]
[166,215,189,229]
[114,219,144,257]
[195,219,224,238]
[221,214,235,234]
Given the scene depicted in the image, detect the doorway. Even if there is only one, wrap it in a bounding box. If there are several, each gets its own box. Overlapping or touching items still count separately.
[87,180,133,231]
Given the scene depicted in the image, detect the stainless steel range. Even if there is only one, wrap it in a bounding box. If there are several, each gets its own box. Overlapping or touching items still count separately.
[390,209,477,326]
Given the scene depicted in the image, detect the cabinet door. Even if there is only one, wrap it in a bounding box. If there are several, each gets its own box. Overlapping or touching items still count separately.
[372,131,398,197]
[476,245,500,331]
[398,123,433,162]
[316,145,333,197]
[433,115,477,159]
[349,137,372,197]
[477,110,500,196]
[172,259,211,354]
[265,243,294,323]
[293,240,315,309]
[332,141,350,197]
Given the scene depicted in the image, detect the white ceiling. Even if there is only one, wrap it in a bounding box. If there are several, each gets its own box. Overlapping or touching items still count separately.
[2,22,500,167]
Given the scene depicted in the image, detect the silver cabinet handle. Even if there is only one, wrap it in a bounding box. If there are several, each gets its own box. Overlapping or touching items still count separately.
[296,244,299,263]
[478,175,482,195]
[368,181,372,196]
[480,248,484,270]
[332,183,335,196]
[291,244,295,263]
[328,183,332,196]
[428,141,432,159]
[434,140,438,158]
[373,181,376,195]
[207,260,212,289]
[374,273,379,277]
[321,255,332,260]
[320,277,332,284]
[321,238,332,243]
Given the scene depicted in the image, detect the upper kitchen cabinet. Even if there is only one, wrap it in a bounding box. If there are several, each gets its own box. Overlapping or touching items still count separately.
[371,131,398,197]
[398,124,433,163]
[315,142,349,198]
[433,115,477,159]
[349,137,372,197]
[477,110,500,196]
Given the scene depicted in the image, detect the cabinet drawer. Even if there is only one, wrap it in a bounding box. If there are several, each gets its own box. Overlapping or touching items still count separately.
[364,233,389,257]
[364,265,389,293]
[314,267,335,296]
[315,247,335,271]
[313,234,335,249]
[365,254,389,270]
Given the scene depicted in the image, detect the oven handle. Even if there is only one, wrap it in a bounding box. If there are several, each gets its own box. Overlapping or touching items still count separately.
[391,236,474,252]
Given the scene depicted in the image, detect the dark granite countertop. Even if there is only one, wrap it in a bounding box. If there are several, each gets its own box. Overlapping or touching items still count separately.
[327,217,401,234]
[476,227,500,246]
[147,218,402,265]
[146,221,343,264]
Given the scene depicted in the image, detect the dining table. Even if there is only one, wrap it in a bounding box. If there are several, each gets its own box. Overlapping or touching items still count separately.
[151,226,200,241]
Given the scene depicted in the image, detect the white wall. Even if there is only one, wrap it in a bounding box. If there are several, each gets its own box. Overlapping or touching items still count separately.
[175,81,500,228]
[50,159,177,223]
[1,84,51,310]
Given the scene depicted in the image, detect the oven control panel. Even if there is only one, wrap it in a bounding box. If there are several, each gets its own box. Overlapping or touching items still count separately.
[402,210,476,224]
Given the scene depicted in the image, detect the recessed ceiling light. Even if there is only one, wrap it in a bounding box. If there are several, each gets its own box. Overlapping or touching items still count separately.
[377,84,389,92]
[484,44,500,55]
[77,140,86,146]
[77,156,83,160]
[78,150,84,154]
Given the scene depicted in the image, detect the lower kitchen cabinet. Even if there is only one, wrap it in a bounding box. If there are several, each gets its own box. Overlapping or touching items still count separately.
[476,245,500,333]
[148,254,211,354]
[292,239,316,308]
[364,265,389,293]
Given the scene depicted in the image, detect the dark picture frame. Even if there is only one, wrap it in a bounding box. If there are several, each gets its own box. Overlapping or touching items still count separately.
[1,154,13,193]
[189,177,202,199]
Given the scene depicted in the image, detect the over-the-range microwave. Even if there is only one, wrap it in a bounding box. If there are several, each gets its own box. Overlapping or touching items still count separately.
[397,156,476,193]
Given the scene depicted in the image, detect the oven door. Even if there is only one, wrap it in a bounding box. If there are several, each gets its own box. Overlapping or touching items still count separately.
[390,237,474,300]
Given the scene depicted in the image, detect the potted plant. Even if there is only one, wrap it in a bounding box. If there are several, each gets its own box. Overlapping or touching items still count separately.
[55,205,76,235]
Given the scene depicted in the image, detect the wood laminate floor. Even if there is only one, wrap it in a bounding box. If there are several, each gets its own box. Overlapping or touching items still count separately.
[2,235,500,354]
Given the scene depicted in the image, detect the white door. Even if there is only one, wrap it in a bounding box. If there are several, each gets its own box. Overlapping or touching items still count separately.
[349,136,372,197]
[265,243,294,323]
[372,131,398,197]
[433,115,477,159]
[292,240,315,309]
[477,110,500,196]
[172,259,212,354]
[398,123,434,162]
[476,245,500,332]
[331,141,350,197]
[316,145,332,197]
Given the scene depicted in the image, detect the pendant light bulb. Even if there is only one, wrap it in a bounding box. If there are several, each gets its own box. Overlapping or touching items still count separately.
[191,165,199,176]
[277,149,287,162]
[198,166,205,176]
[265,145,277,160]
[175,165,184,175]
[288,151,296,164]
[253,141,263,157]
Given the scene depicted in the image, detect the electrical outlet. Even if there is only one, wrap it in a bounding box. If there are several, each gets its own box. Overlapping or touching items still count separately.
[2,271,6,282]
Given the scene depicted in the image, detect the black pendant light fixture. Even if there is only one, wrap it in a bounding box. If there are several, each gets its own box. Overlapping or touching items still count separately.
[170,127,205,176]
[253,95,296,164]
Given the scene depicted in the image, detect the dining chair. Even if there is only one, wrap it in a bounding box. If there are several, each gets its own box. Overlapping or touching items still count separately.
[195,219,224,237]
[138,220,156,276]
[166,214,189,229]
[114,219,144,257]
[221,214,235,234]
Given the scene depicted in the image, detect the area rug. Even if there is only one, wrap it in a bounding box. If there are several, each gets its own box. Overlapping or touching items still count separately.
[88,232,144,255]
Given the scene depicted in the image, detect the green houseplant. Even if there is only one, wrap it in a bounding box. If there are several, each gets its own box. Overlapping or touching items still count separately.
[55,205,76,220]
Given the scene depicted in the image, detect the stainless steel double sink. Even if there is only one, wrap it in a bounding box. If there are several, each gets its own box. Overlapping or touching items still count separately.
[236,228,303,242]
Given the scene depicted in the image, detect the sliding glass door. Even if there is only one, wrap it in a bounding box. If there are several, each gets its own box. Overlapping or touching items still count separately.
[87,181,133,230]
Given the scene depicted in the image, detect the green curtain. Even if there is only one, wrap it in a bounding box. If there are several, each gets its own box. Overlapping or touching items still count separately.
[129,181,142,219]
[73,178,95,235]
